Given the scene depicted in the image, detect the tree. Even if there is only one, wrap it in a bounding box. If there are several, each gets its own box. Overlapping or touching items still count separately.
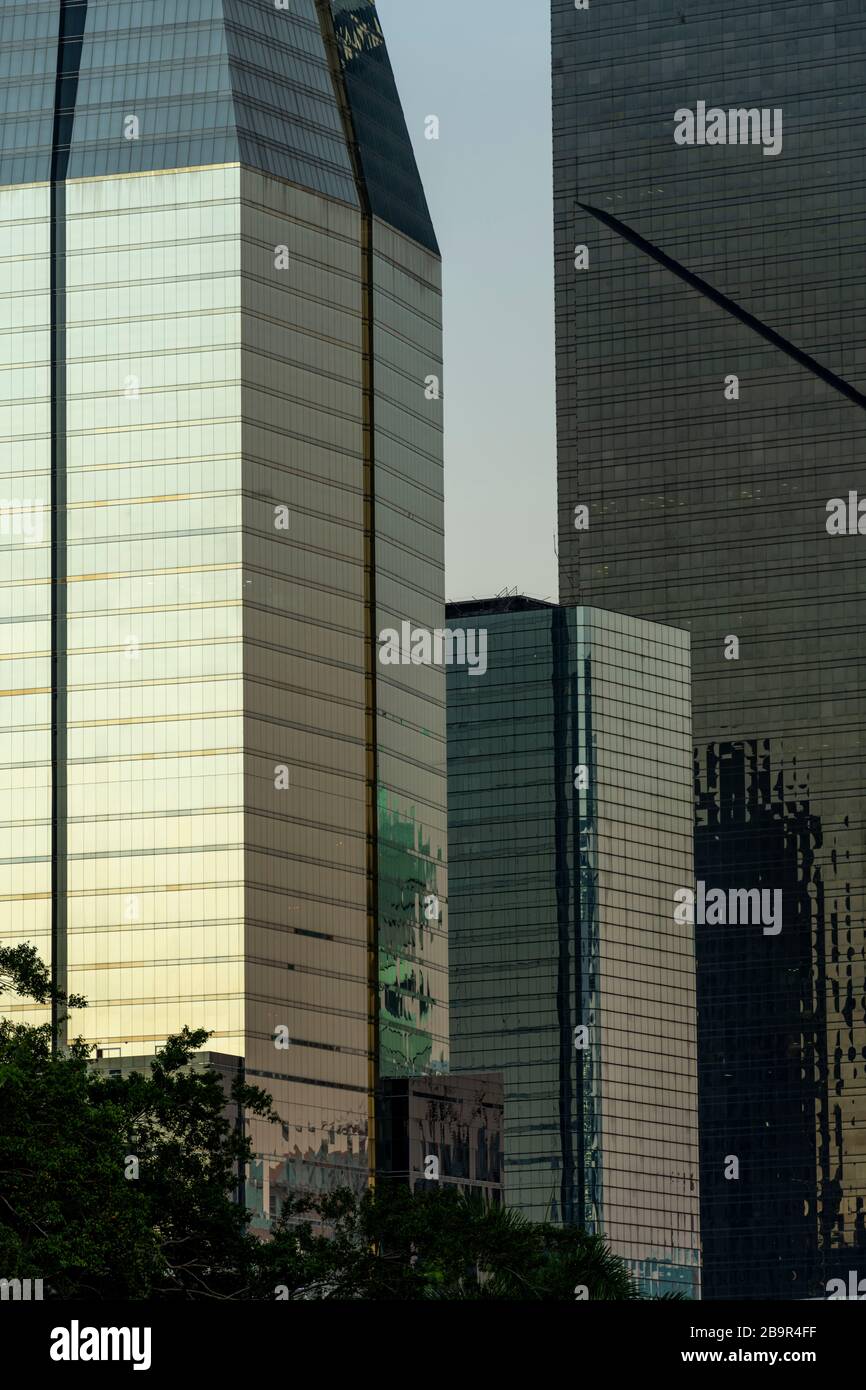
[0,945,276,1298]
[0,941,86,1012]
[259,1184,642,1301]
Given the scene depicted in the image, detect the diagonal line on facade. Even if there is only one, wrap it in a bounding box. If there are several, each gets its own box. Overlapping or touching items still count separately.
[578,200,866,412]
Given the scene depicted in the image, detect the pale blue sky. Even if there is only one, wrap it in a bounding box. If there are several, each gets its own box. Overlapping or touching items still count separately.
[376,0,558,604]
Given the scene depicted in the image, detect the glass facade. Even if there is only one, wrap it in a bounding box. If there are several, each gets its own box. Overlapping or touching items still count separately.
[378,1074,503,1202]
[553,0,866,1297]
[329,0,439,254]
[0,0,444,1210]
[370,217,448,1080]
[447,598,699,1296]
[326,0,448,1082]
[0,0,359,197]
[0,179,52,983]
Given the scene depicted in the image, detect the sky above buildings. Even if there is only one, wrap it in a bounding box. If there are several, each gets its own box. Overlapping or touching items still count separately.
[376,0,557,605]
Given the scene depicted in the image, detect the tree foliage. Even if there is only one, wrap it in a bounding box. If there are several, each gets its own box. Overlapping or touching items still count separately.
[0,944,276,1298]
[260,1184,642,1301]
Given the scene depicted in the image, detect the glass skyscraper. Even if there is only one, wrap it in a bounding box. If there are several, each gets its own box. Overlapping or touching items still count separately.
[447,598,700,1297]
[553,0,866,1297]
[1,0,446,1206]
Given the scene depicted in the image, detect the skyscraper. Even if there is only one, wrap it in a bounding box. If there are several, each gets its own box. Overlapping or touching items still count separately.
[447,597,700,1296]
[553,0,866,1296]
[1,0,446,1205]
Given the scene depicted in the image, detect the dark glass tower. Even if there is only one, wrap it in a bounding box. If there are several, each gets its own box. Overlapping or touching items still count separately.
[0,0,446,1209]
[447,597,700,1296]
[553,0,866,1297]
